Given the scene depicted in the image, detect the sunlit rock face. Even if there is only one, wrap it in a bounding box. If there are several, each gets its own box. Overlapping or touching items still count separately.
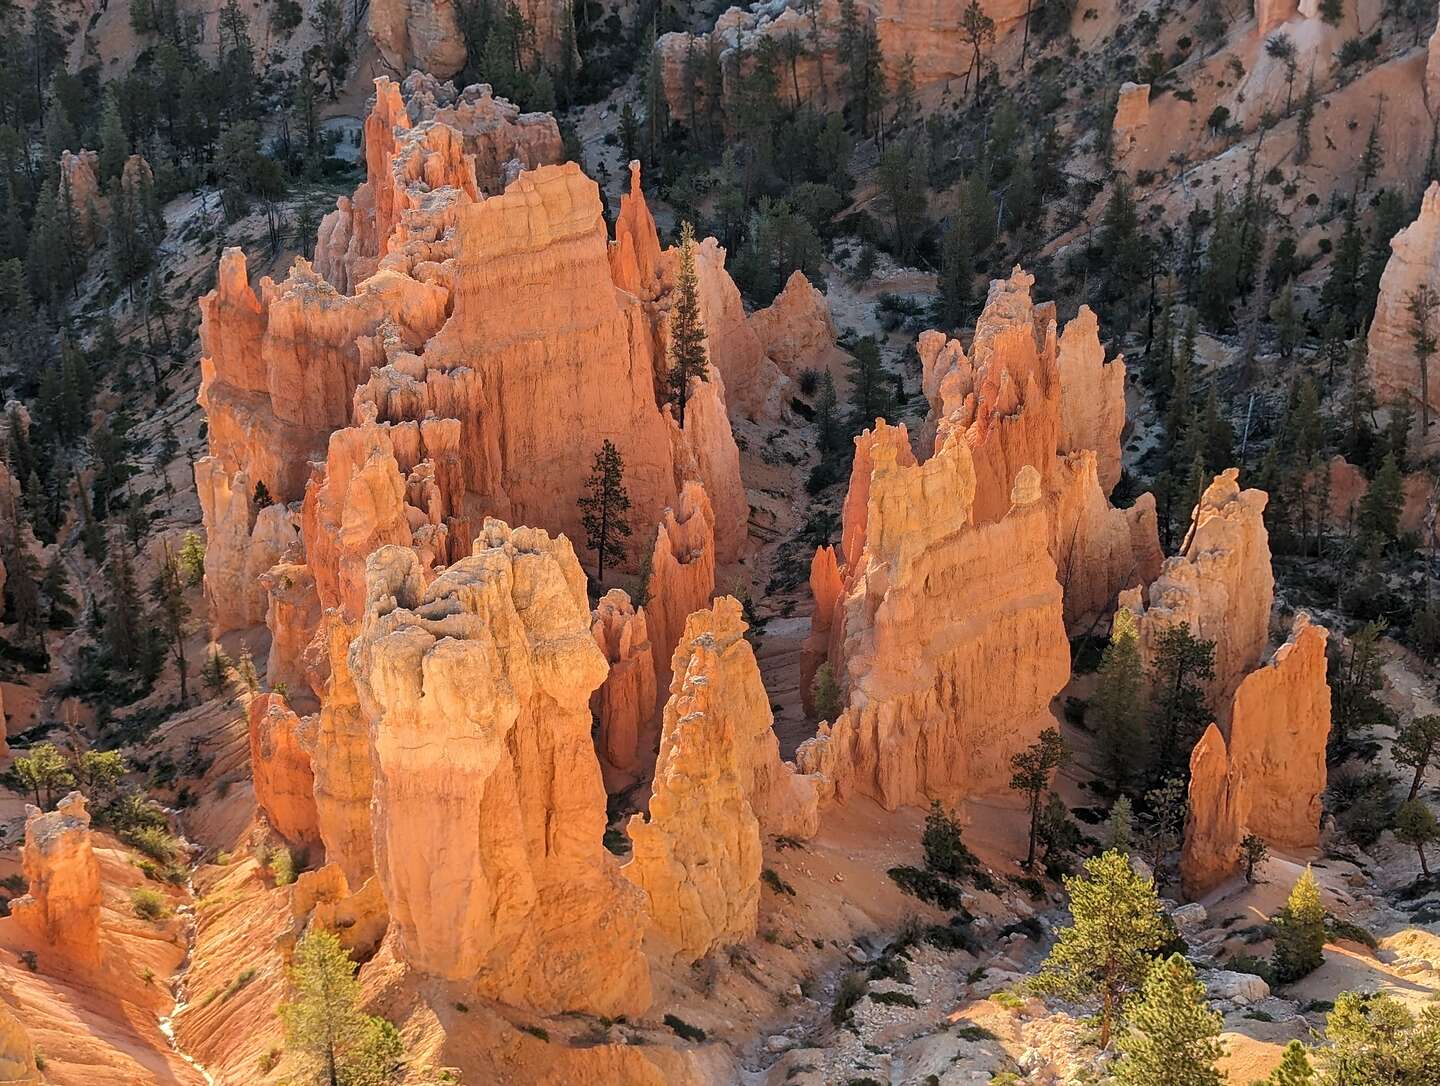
[10,793,102,971]
[1182,614,1330,899]
[350,525,650,1016]
[1119,469,1274,721]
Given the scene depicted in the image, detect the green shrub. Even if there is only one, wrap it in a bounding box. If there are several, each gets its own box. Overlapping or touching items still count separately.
[124,825,182,863]
[869,990,919,1007]
[888,866,966,909]
[131,888,169,921]
[267,846,297,886]
[761,868,796,896]
[1226,954,1276,986]
[952,1023,996,1041]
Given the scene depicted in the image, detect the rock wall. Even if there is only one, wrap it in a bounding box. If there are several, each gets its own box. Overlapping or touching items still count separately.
[1055,305,1125,496]
[350,525,650,1015]
[1119,469,1274,721]
[58,149,102,248]
[1429,10,1440,109]
[9,793,101,970]
[368,0,571,75]
[1181,615,1330,899]
[591,589,657,771]
[1367,181,1440,436]
[247,693,321,848]
[797,432,1070,810]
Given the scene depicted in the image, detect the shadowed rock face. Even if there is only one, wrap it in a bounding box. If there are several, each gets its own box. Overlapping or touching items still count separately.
[1182,614,1331,900]
[350,524,651,1015]
[591,589,657,772]
[247,693,320,848]
[1368,181,1440,437]
[10,793,101,971]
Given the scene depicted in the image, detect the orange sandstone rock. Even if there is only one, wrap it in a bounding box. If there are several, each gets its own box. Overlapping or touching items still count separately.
[1181,615,1330,899]
[591,589,657,771]
[10,793,102,971]
[1367,181,1440,437]
[748,269,841,378]
[1055,305,1126,496]
[798,435,1070,809]
[626,596,817,962]
[1112,82,1151,163]
[351,524,650,1015]
[247,693,320,849]
[58,149,102,248]
[645,482,719,697]
[0,1000,39,1085]
[368,1,468,80]
[282,864,388,961]
[1119,469,1274,719]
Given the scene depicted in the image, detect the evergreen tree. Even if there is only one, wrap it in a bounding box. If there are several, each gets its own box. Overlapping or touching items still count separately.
[813,371,845,458]
[278,929,404,1086]
[846,336,893,430]
[577,439,632,582]
[1032,850,1170,1049]
[1357,452,1402,542]
[40,551,74,627]
[1095,608,1147,796]
[1394,715,1440,801]
[1295,74,1316,164]
[958,0,995,97]
[1009,728,1068,870]
[1241,833,1268,883]
[1139,776,1187,883]
[1320,202,1364,331]
[667,221,710,428]
[14,742,74,809]
[1359,103,1383,192]
[1270,280,1301,358]
[179,530,206,586]
[1106,795,1135,854]
[1112,954,1225,1086]
[154,546,190,702]
[1145,295,1175,404]
[1260,1040,1315,1084]
[1318,992,1440,1083]
[1393,799,1438,877]
[1318,0,1342,24]
[1147,622,1215,787]
[104,533,146,671]
[1405,283,1437,439]
[1272,867,1326,984]
[98,94,129,188]
[3,506,40,645]
[1099,176,1147,314]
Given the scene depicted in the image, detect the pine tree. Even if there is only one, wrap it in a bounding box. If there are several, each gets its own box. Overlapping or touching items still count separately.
[813,371,845,458]
[1106,795,1135,854]
[1241,833,1268,883]
[178,530,206,586]
[1147,624,1216,787]
[846,336,893,429]
[1112,954,1225,1086]
[202,648,232,699]
[14,742,74,809]
[154,546,190,702]
[1100,175,1147,311]
[1272,867,1326,984]
[1295,74,1316,164]
[577,439,632,582]
[1009,728,1068,870]
[1032,850,1170,1049]
[1140,776,1188,882]
[40,551,74,627]
[278,929,403,1086]
[1359,103,1383,192]
[1394,715,1440,801]
[1271,279,1300,358]
[1318,0,1342,25]
[1357,451,1402,542]
[811,661,842,720]
[1320,992,1440,1081]
[1405,284,1437,439]
[1095,608,1147,796]
[667,221,710,428]
[98,94,129,188]
[958,0,995,98]
[105,533,146,671]
[3,505,40,645]
[1261,1040,1316,1084]
[1321,202,1364,331]
[1393,799,1439,877]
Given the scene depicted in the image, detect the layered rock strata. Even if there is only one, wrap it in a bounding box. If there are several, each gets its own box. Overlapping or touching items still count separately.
[645,482,719,697]
[59,149,102,247]
[1119,469,1274,720]
[747,269,841,378]
[1367,181,1440,440]
[10,793,102,970]
[797,435,1070,810]
[1181,615,1331,899]
[350,524,650,1015]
